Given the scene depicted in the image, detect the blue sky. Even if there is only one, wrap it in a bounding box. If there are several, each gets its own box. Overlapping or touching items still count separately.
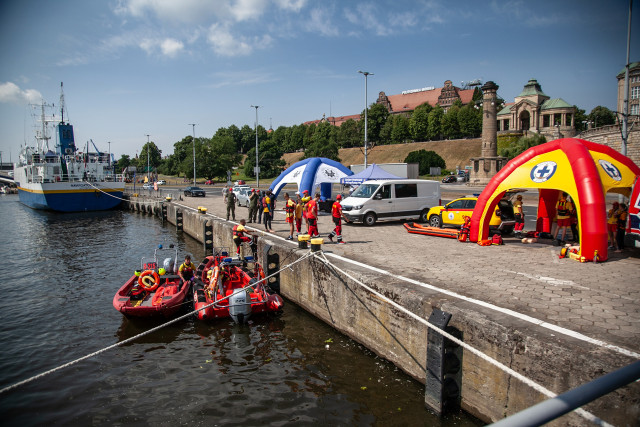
[1,0,638,161]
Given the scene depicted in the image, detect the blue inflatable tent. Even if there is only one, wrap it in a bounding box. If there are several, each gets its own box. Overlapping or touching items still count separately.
[269,157,353,200]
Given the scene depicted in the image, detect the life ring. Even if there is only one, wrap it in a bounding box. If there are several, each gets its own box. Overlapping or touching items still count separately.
[138,270,160,291]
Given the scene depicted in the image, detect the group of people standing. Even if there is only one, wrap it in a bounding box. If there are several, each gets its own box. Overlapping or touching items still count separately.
[226,187,347,244]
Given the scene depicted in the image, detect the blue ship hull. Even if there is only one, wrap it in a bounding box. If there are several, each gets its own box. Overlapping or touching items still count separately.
[18,187,124,212]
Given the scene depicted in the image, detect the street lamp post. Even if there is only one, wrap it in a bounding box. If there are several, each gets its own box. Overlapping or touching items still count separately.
[358,70,373,169]
[145,134,150,182]
[189,123,197,185]
[251,105,260,188]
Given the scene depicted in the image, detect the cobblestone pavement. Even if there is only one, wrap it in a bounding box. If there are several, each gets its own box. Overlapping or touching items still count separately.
[162,184,640,357]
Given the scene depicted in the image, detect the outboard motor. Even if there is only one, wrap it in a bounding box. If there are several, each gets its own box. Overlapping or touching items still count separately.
[162,257,175,274]
[228,288,252,324]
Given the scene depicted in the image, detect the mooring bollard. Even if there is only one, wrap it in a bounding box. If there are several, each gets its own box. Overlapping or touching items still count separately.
[310,238,324,252]
[298,234,310,249]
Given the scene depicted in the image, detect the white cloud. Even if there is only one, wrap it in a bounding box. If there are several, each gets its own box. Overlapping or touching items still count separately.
[115,0,223,23]
[208,24,252,56]
[208,69,279,88]
[344,4,390,36]
[0,82,42,104]
[307,8,339,37]
[160,38,185,57]
[274,0,306,12]
[229,0,268,22]
[207,23,271,56]
[138,37,185,57]
[115,0,277,24]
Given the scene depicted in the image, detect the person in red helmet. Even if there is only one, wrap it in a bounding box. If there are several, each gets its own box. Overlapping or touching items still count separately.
[306,192,320,238]
[328,194,347,243]
[225,187,236,221]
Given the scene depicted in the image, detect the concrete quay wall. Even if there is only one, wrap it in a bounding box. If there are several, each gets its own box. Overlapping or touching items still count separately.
[124,195,639,425]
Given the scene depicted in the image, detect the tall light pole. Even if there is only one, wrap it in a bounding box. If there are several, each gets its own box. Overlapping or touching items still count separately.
[358,70,373,168]
[189,123,197,185]
[251,105,260,188]
[145,134,150,182]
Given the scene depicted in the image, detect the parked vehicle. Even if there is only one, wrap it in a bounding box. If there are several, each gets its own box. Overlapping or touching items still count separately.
[234,187,251,207]
[184,186,206,197]
[142,183,153,190]
[426,196,515,234]
[341,179,441,226]
[442,175,457,184]
[157,180,166,185]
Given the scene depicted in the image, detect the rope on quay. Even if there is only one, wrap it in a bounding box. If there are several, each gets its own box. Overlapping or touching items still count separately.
[0,251,314,396]
[313,251,613,427]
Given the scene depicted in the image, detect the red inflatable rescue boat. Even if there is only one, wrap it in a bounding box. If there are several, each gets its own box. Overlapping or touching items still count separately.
[113,245,190,318]
[192,250,283,324]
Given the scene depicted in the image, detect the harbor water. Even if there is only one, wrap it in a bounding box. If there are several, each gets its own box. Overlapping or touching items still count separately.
[0,194,480,426]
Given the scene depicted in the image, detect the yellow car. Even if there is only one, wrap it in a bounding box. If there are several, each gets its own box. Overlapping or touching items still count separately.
[426,196,515,234]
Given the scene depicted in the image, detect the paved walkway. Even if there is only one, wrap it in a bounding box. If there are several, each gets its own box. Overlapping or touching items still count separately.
[154,184,640,358]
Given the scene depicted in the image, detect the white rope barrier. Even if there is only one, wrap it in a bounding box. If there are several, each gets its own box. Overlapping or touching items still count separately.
[0,251,313,395]
[81,179,130,202]
[314,251,613,427]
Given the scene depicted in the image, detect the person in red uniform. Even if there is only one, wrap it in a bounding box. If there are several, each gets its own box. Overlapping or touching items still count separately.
[232,219,253,256]
[328,194,347,244]
[306,192,320,238]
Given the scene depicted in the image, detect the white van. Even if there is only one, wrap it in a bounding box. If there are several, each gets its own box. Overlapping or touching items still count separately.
[342,179,441,226]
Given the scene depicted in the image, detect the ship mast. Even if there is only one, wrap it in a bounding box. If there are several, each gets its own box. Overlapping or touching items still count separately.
[60,82,65,124]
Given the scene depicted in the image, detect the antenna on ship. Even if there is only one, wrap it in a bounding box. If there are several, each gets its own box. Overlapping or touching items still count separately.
[59,82,65,124]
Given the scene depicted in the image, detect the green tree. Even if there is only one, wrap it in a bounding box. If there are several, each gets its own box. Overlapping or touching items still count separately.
[471,86,483,105]
[390,114,411,144]
[304,122,340,161]
[410,102,432,141]
[427,105,444,140]
[404,150,446,175]
[499,133,547,159]
[239,125,257,153]
[137,141,162,173]
[288,124,306,152]
[573,106,588,132]
[442,105,461,139]
[379,116,392,144]
[362,103,389,146]
[457,104,481,137]
[200,135,241,179]
[588,106,616,128]
[244,138,286,179]
[116,154,131,173]
[336,119,360,148]
[179,137,206,179]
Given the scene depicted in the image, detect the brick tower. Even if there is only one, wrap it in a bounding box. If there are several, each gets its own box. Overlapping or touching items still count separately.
[470,81,508,185]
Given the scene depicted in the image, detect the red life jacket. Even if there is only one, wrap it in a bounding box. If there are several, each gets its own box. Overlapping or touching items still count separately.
[285,200,295,215]
[233,225,245,238]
